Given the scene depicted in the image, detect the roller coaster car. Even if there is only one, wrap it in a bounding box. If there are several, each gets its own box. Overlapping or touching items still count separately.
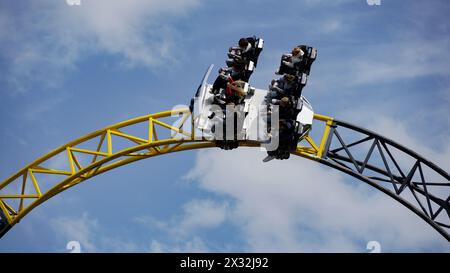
[263,96,314,162]
[276,45,317,76]
[293,96,314,141]
[226,37,264,68]
[190,65,314,154]
[190,65,271,149]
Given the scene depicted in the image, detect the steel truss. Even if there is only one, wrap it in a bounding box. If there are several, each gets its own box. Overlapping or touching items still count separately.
[0,109,449,242]
[317,120,450,241]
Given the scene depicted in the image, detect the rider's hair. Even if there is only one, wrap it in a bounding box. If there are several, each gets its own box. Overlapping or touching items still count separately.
[292,47,303,57]
[239,38,249,48]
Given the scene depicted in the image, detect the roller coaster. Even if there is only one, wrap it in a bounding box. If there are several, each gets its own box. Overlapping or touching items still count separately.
[1,39,449,244]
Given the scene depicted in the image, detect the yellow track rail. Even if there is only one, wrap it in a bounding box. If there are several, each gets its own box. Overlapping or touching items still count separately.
[0,108,333,229]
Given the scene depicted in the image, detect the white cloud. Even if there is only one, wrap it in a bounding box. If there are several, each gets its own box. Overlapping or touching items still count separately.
[149,236,209,253]
[134,198,228,241]
[351,38,450,85]
[132,199,234,252]
[55,0,200,66]
[50,212,98,252]
[50,212,142,252]
[184,145,449,252]
[1,0,201,93]
[321,19,343,33]
[310,37,450,93]
[177,199,228,235]
[133,199,223,252]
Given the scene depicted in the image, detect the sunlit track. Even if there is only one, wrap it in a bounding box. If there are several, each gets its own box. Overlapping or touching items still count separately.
[0,108,448,242]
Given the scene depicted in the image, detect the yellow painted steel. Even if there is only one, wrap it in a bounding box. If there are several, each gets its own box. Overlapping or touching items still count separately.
[0,108,333,229]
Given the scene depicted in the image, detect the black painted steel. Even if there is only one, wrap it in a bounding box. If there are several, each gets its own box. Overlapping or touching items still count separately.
[0,208,11,239]
[321,119,450,242]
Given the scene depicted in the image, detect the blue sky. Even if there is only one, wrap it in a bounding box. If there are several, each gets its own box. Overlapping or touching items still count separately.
[0,0,449,252]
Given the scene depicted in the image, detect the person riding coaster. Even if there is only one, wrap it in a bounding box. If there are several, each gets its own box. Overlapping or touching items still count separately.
[263,45,317,162]
[262,97,313,162]
[206,36,263,150]
[214,36,263,102]
[226,36,264,68]
[264,119,298,161]
[211,64,252,106]
[263,89,312,162]
[267,74,299,99]
[211,75,252,150]
[265,73,308,108]
[276,45,317,77]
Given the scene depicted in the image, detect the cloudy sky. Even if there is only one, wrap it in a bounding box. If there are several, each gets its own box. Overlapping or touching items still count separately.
[0,0,449,252]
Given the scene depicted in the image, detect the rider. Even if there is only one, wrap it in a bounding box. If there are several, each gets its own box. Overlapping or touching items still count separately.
[277,47,303,75]
[268,74,299,100]
[282,47,304,70]
[275,96,296,120]
[227,37,258,67]
[238,38,255,62]
[212,64,245,93]
[211,63,248,105]
[263,44,316,162]
[265,119,296,161]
